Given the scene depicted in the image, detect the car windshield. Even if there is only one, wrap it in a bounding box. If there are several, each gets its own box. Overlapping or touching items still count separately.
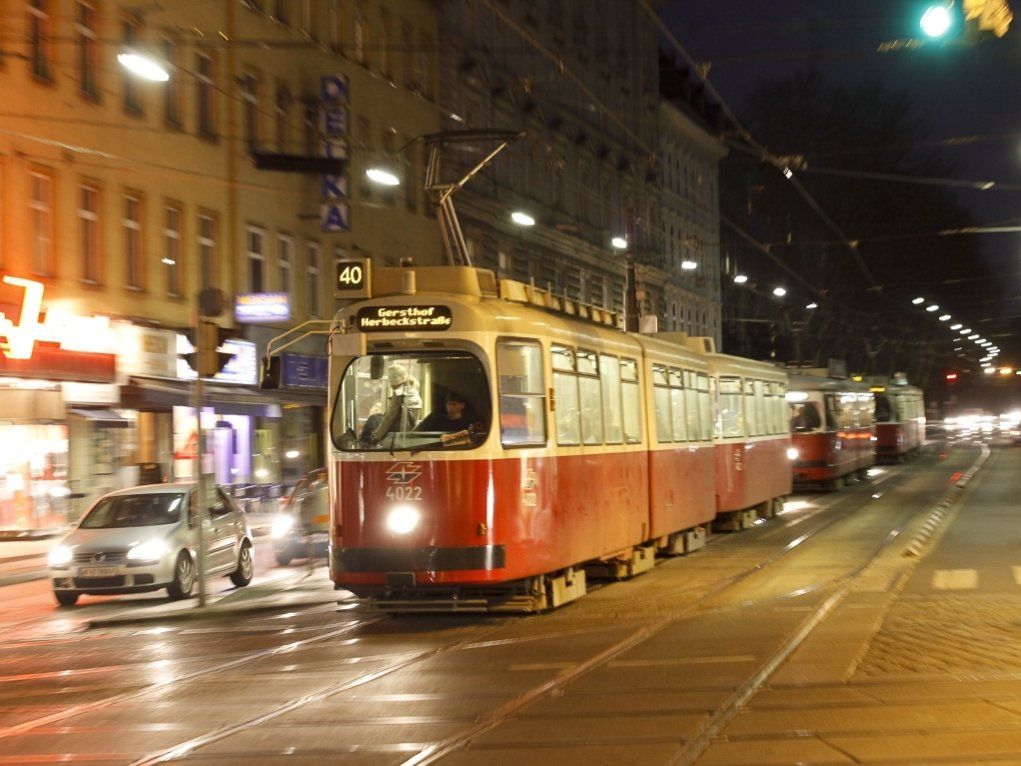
[331,351,490,452]
[79,493,186,528]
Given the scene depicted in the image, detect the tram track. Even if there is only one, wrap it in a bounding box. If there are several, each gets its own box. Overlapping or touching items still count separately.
[0,445,980,764]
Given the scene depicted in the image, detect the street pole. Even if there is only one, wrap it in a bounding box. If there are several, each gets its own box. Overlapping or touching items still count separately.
[192,315,208,607]
[624,209,639,332]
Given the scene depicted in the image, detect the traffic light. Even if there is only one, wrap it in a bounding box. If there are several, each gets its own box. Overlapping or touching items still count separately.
[180,322,238,378]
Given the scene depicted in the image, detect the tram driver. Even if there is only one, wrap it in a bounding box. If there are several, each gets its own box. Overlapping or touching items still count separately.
[790,402,822,432]
[416,390,478,433]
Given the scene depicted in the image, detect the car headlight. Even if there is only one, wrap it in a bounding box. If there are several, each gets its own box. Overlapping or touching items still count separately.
[386,505,419,535]
[271,514,295,539]
[48,545,73,568]
[787,447,799,461]
[127,539,169,563]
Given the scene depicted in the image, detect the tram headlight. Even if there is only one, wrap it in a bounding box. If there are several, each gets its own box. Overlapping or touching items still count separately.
[386,505,420,535]
[271,514,295,539]
[786,447,799,461]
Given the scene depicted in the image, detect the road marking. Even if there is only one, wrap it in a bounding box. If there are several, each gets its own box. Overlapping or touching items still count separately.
[931,569,978,590]
[609,655,755,668]
[1012,566,1021,587]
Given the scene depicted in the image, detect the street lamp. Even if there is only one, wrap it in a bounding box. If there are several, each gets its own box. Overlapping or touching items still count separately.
[926,304,939,312]
[733,274,748,285]
[806,302,818,310]
[772,286,787,297]
[912,296,925,305]
[365,166,400,186]
[117,51,170,82]
[611,236,628,250]
[510,211,535,227]
[680,259,697,271]
[920,4,954,37]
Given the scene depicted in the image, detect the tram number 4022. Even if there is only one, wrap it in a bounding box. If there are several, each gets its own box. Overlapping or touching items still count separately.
[386,485,423,501]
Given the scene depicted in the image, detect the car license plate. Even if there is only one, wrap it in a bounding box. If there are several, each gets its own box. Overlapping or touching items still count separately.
[78,566,117,577]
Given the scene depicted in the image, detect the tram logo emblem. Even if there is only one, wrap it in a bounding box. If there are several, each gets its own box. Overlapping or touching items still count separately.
[386,462,422,485]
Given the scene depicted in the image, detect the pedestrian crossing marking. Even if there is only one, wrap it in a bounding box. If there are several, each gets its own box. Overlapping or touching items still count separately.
[931,569,978,590]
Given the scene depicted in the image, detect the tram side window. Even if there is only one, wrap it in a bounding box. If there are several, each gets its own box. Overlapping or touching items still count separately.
[860,395,875,426]
[669,368,687,441]
[621,358,642,443]
[552,345,581,446]
[653,365,672,442]
[684,370,700,440]
[771,383,787,433]
[496,340,547,447]
[578,349,603,445]
[599,354,623,444]
[719,376,744,438]
[698,373,712,440]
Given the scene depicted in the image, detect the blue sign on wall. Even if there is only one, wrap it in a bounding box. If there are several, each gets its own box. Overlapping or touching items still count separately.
[281,353,328,390]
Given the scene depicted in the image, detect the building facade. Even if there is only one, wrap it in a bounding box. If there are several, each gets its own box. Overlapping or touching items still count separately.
[0,0,442,531]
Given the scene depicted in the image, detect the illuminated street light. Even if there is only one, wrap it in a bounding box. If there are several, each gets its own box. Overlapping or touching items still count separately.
[950,323,963,330]
[366,166,400,186]
[1001,367,1014,376]
[912,297,925,305]
[510,211,535,227]
[984,367,996,375]
[926,304,939,312]
[968,333,980,340]
[733,274,748,285]
[117,52,170,82]
[806,302,818,310]
[681,260,697,271]
[959,328,972,335]
[938,314,951,321]
[611,236,628,250]
[773,286,787,297]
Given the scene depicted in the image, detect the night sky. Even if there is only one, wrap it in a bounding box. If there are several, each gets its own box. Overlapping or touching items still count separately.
[660,0,1021,371]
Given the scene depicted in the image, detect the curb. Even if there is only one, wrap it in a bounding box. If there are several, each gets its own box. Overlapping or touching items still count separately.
[86,584,344,628]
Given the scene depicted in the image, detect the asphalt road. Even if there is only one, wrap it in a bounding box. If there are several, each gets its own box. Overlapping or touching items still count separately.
[2,439,1020,765]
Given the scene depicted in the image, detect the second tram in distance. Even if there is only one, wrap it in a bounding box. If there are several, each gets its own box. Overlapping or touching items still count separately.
[787,370,876,490]
[326,264,792,612]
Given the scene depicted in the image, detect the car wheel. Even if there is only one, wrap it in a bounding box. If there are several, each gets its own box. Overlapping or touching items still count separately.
[230,541,254,587]
[274,550,293,566]
[54,591,79,607]
[167,551,196,600]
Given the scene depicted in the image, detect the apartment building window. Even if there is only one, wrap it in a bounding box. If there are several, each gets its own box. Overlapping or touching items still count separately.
[29,171,53,276]
[163,37,181,127]
[196,51,216,138]
[247,226,265,293]
[378,8,391,79]
[28,0,52,81]
[198,213,217,289]
[306,242,320,316]
[353,3,368,65]
[163,204,182,296]
[273,0,289,24]
[275,84,291,152]
[123,194,143,289]
[75,1,99,98]
[122,19,142,113]
[401,19,414,87]
[78,184,100,283]
[242,73,261,150]
[277,234,294,312]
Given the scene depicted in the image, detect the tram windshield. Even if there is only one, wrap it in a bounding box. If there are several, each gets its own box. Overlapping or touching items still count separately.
[331,351,491,452]
[874,394,892,423]
[789,401,823,432]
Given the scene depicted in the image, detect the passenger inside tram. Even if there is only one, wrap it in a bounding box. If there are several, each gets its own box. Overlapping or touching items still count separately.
[790,402,823,432]
[415,390,479,433]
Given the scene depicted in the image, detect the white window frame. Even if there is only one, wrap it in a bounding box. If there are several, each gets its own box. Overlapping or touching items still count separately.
[163,204,182,296]
[277,233,293,300]
[78,183,100,283]
[198,213,216,289]
[29,171,53,277]
[123,193,143,289]
[306,241,321,316]
[246,225,266,293]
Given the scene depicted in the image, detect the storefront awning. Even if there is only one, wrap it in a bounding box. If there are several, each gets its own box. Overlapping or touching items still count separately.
[69,408,129,428]
[121,378,283,418]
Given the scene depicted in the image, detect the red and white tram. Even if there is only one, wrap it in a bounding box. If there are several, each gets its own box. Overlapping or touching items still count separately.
[786,371,875,489]
[869,380,925,462]
[326,265,791,611]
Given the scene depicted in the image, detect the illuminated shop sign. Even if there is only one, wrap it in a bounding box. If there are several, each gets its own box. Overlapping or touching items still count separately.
[0,276,116,359]
[176,335,258,386]
[235,293,290,323]
[355,305,453,332]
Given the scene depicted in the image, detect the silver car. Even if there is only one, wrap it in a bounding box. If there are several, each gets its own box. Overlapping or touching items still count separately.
[48,483,254,606]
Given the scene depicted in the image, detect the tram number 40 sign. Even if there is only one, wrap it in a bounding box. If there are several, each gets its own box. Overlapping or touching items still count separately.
[335,259,371,299]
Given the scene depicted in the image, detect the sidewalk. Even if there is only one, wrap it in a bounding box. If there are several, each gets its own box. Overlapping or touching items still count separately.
[0,538,55,587]
[85,569,343,628]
